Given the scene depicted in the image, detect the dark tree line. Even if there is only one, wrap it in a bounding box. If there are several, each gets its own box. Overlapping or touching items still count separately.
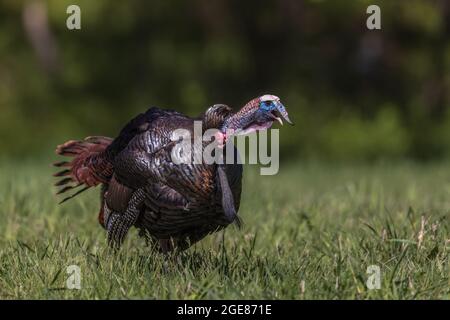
[0,0,449,160]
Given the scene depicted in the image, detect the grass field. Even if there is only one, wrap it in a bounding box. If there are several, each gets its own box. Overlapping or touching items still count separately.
[0,160,448,299]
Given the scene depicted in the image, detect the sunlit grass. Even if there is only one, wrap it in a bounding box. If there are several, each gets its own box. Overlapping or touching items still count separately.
[0,160,448,299]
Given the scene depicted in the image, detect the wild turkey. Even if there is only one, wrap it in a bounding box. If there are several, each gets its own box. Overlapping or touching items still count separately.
[53,94,292,252]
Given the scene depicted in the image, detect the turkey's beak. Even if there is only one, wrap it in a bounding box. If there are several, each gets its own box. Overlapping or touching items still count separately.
[268,111,284,126]
[274,101,294,125]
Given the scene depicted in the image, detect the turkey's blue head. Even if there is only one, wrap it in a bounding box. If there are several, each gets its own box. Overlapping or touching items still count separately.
[221,94,293,137]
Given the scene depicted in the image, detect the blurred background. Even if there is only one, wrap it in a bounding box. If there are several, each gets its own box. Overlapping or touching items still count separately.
[0,0,449,161]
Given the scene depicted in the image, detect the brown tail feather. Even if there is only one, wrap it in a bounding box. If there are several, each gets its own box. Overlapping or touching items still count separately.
[53,136,114,203]
[53,169,71,177]
[54,177,73,186]
[53,161,71,167]
[59,186,91,204]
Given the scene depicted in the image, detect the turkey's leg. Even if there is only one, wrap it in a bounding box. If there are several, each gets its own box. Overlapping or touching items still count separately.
[159,239,175,254]
[106,188,145,249]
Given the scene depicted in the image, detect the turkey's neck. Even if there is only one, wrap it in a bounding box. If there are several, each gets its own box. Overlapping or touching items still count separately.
[221,98,259,133]
[221,113,239,133]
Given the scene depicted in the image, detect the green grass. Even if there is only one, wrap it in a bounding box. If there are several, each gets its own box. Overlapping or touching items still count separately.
[0,160,448,299]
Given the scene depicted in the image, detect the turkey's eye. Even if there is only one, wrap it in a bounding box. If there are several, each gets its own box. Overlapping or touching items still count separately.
[260,100,273,111]
[264,101,274,110]
[262,101,270,107]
